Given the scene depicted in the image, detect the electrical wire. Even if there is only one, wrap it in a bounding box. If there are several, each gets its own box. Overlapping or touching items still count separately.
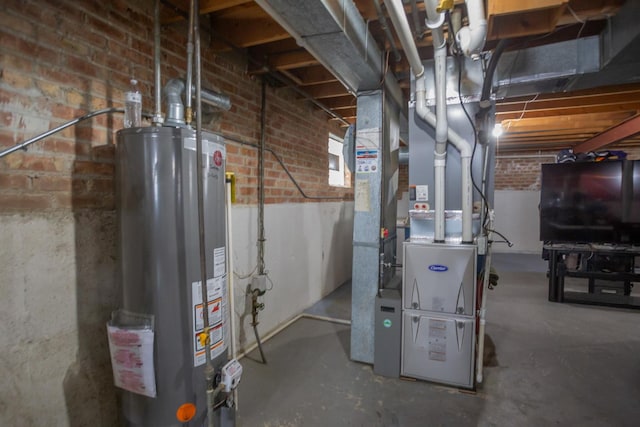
[454,43,513,247]
[213,132,350,201]
[486,228,514,247]
[233,265,258,280]
[455,52,490,230]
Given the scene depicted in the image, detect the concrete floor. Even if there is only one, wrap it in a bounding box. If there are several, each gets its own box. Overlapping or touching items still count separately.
[237,254,640,426]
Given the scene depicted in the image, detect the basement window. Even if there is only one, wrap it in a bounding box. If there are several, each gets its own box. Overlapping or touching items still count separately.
[328,134,349,187]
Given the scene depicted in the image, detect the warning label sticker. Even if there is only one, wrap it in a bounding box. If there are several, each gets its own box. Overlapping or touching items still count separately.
[355,148,379,173]
[192,276,227,367]
[213,247,226,278]
[428,319,447,362]
[355,127,380,174]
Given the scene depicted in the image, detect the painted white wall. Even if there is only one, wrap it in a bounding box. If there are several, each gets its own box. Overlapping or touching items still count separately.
[0,202,353,424]
[493,190,542,254]
[230,201,354,351]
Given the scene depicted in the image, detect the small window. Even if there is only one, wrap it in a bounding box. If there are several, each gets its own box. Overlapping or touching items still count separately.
[328,134,349,187]
[328,153,341,171]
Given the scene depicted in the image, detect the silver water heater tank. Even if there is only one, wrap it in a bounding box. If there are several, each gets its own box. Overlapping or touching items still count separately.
[115,127,231,426]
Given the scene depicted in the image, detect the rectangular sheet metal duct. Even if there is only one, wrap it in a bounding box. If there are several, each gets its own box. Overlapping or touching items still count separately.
[255,0,403,108]
[494,0,640,99]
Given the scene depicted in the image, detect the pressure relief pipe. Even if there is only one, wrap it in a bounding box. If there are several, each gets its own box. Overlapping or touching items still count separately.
[192,2,216,426]
[152,0,163,125]
[225,173,239,409]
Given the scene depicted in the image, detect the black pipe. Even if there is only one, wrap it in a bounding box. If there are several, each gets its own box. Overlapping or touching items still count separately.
[480,39,509,107]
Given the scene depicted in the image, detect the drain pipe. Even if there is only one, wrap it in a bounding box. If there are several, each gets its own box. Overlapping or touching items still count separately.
[152,0,163,125]
[225,173,239,408]
[456,0,487,59]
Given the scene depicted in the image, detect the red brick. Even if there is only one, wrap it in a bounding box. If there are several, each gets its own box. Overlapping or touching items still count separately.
[0,193,51,211]
[73,161,114,176]
[33,175,72,192]
[0,173,31,189]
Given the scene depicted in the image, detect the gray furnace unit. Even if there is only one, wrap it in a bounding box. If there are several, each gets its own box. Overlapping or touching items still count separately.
[401,242,477,389]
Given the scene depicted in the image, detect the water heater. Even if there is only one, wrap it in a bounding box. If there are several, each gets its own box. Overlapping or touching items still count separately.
[114,127,231,426]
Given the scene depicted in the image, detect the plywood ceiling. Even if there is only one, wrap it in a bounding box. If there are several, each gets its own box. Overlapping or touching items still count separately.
[160,0,638,153]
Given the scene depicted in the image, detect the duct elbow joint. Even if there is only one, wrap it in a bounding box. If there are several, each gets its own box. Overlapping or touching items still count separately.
[456,21,487,58]
[164,78,186,127]
[457,0,487,58]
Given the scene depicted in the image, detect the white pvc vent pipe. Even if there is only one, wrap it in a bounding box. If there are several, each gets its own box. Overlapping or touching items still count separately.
[456,0,488,59]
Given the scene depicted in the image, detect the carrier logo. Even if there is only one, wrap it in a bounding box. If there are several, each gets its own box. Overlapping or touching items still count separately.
[428,264,449,272]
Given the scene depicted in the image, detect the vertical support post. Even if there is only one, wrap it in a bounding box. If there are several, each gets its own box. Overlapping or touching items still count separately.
[351,91,383,364]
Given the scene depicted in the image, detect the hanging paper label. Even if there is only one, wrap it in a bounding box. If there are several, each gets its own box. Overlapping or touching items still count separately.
[107,325,156,397]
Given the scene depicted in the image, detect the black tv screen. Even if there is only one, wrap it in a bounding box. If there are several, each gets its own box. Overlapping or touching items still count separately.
[539,161,628,243]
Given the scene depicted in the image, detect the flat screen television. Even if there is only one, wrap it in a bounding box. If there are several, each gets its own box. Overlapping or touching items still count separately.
[539,160,640,244]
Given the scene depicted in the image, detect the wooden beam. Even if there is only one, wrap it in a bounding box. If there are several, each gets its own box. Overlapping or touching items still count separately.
[161,0,252,24]
[287,65,338,86]
[304,82,350,99]
[501,133,598,142]
[501,111,635,133]
[248,50,319,74]
[333,107,357,118]
[320,95,357,110]
[269,50,318,70]
[496,104,640,121]
[573,114,640,153]
[212,18,288,48]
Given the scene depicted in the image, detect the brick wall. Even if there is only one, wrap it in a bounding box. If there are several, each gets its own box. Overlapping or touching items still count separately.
[0,0,352,212]
[494,147,640,191]
[397,163,408,199]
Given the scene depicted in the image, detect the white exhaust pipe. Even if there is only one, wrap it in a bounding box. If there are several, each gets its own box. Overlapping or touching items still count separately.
[425,1,448,242]
[384,0,425,77]
[456,0,487,59]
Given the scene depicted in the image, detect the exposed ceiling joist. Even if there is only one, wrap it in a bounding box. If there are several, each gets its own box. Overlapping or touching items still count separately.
[157,0,639,152]
[573,114,640,153]
[161,0,252,23]
[211,3,289,48]
[304,82,351,99]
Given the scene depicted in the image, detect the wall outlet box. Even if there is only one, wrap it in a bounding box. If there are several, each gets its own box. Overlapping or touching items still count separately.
[251,275,267,293]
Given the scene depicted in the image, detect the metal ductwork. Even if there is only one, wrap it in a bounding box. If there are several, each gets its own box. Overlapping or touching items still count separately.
[494,0,640,99]
[163,79,232,127]
[255,0,403,109]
